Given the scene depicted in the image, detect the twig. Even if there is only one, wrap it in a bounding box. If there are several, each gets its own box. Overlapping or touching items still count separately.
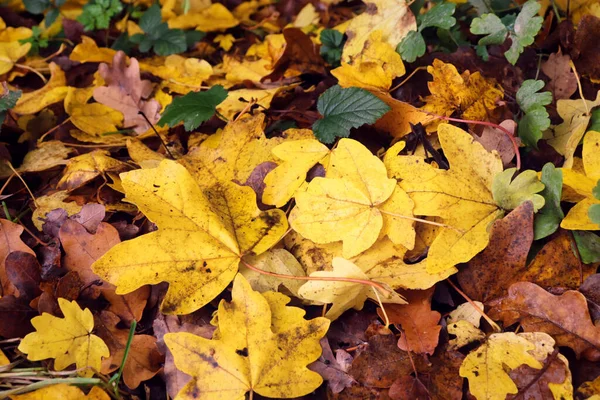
[5,162,37,207]
[389,66,427,93]
[570,61,589,115]
[446,279,501,332]
[378,209,464,233]
[138,111,175,159]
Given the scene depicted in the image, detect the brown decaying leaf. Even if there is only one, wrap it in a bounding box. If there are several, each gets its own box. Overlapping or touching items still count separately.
[308,338,356,394]
[152,314,215,399]
[95,311,163,389]
[379,288,441,355]
[0,295,36,338]
[541,50,578,101]
[507,351,571,400]
[93,51,160,133]
[580,274,600,322]
[458,202,591,302]
[488,282,600,359]
[0,219,35,297]
[266,28,325,80]
[389,376,430,400]
[572,15,600,81]
[59,220,149,323]
[4,251,41,300]
[473,120,518,167]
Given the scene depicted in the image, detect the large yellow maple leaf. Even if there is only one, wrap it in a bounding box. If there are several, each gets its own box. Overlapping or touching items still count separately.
[92,160,287,314]
[560,130,600,230]
[18,298,110,377]
[422,59,504,125]
[164,274,329,400]
[385,124,504,273]
[290,138,415,259]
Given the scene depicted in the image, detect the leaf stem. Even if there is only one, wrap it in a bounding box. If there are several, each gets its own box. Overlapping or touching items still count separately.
[445,279,501,332]
[372,287,390,328]
[138,111,175,159]
[378,210,464,233]
[389,66,427,93]
[570,61,589,115]
[425,112,521,170]
[240,259,393,297]
[108,319,137,398]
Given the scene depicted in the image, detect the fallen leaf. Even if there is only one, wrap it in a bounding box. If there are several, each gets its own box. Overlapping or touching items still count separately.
[308,338,356,394]
[447,301,484,328]
[69,36,116,64]
[93,51,161,134]
[240,248,306,296]
[18,298,110,377]
[12,63,68,115]
[31,191,82,231]
[385,123,504,273]
[0,41,30,75]
[267,28,325,79]
[95,311,162,389]
[167,3,238,31]
[380,288,441,355]
[488,282,600,358]
[9,384,110,400]
[448,320,486,350]
[0,219,35,297]
[57,150,130,191]
[492,168,545,212]
[4,251,41,300]
[164,274,330,399]
[372,92,434,139]
[65,87,123,136]
[541,50,578,100]
[92,160,287,314]
[15,141,73,175]
[473,120,518,167]
[139,55,213,94]
[0,295,36,338]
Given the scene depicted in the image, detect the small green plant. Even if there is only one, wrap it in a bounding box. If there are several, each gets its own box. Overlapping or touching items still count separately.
[78,0,123,31]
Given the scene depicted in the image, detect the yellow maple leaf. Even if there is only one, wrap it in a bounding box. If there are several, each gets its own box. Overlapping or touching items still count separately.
[298,257,405,320]
[18,298,110,377]
[167,3,238,31]
[333,31,405,91]
[544,90,600,168]
[213,33,235,51]
[92,160,287,314]
[385,124,504,273]
[373,91,434,139]
[240,248,306,296]
[342,0,416,62]
[0,41,30,75]
[164,274,329,399]
[422,59,504,125]
[9,385,110,400]
[69,36,117,64]
[57,150,130,191]
[560,130,600,230]
[65,87,123,136]
[290,138,415,259]
[12,63,68,115]
[262,138,330,207]
[139,55,213,94]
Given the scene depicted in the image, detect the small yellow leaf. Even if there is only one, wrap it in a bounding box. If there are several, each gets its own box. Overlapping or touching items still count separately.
[164,274,329,399]
[18,298,110,377]
[385,124,504,273]
[447,320,485,350]
[9,384,110,400]
[65,87,123,136]
[447,301,484,328]
[213,33,235,51]
[0,26,32,42]
[290,138,415,258]
[263,138,329,207]
[222,55,272,86]
[459,332,543,400]
[139,55,213,94]
[342,0,416,62]
[13,63,68,115]
[70,36,117,64]
[92,160,287,314]
[161,0,212,19]
[17,141,73,175]
[167,3,238,31]
[293,3,320,28]
[422,59,504,126]
[0,41,30,75]
[57,150,130,191]
[31,191,82,231]
[216,87,281,120]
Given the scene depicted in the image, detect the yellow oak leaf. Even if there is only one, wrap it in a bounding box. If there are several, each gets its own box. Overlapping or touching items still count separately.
[92,160,287,314]
[447,301,484,328]
[18,298,110,377]
[0,41,30,75]
[139,55,213,94]
[57,150,130,191]
[31,191,82,231]
[333,31,405,91]
[69,36,117,64]
[544,90,600,168]
[385,124,504,273]
[298,257,405,320]
[12,63,68,115]
[164,274,329,399]
[342,0,416,63]
[262,138,330,207]
[422,59,504,126]
[9,385,110,400]
[290,138,415,259]
[447,320,485,350]
[459,332,543,400]
[65,87,123,136]
[560,130,600,230]
[213,33,235,51]
[216,87,282,120]
[167,3,239,31]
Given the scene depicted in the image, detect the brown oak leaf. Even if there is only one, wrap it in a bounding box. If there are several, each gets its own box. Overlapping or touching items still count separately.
[541,50,578,101]
[93,51,160,133]
[0,219,35,297]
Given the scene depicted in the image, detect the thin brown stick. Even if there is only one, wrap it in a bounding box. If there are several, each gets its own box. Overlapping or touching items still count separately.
[38,117,71,142]
[446,279,501,332]
[379,209,464,233]
[0,174,15,198]
[389,66,427,92]
[570,61,589,115]
[5,162,36,206]
[426,112,521,170]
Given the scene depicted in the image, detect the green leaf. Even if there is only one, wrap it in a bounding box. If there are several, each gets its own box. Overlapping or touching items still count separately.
[158,86,228,132]
[44,7,60,26]
[19,26,48,55]
[419,3,456,30]
[594,180,600,200]
[492,168,545,212]
[185,30,205,49]
[138,4,162,32]
[320,29,344,67]
[0,88,21,133]
[518,107,550,148]
[470,14,507,45]
[475,44,489,61]
[23,0,50,14]
[589,180,600,225]
[517,80,552,113]
[589,108,600,132]
[312,86,390,144]
[534,163,564,240]
[504,0,542,65]
[111,33,133,53]
[573,231,600,264]
[78,0,123,31]
[396,30,426,63]
[152,29,187,56]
